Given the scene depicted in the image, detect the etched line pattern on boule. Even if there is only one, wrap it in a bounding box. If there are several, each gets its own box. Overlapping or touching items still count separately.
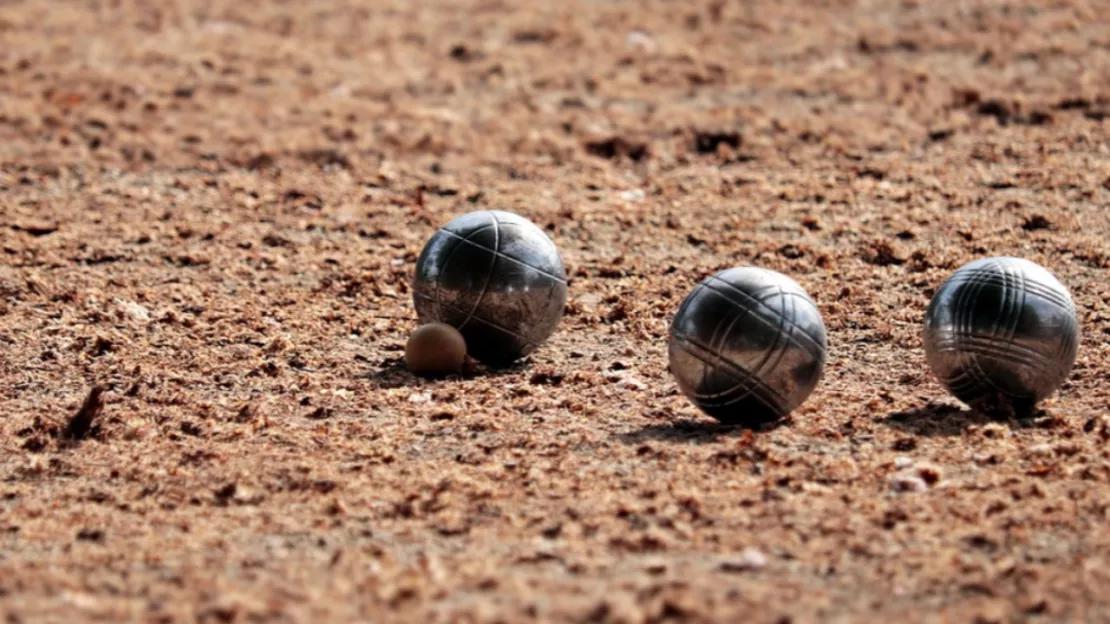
[491,211,563,269]
[699,276,826,356]
[1046,265,1081,366]
[931,334,1056,371]
[924,257,1080,408]
[700,282,779,397]
[667,266,827,422]
[413,290,538,348]
[430,218,500,328]
[669,331,789,416]
[730,288,803,413]
[945,266,1074,312]
[674,278,821,416]
[695,283,823,391]
[995,262,1016,342]
[705,274,825,349]
[1054,314,1081,367]
[963,262,1006,397]
[1007,265,1031,364]
[939,262,988,399]
[413,209,568,365]
[437,225,568,284]
[456,212,500,332]
[1004,266,1026,356]
[420,221,495,322]
[721,285,795,407]
[689,283,787,403]
[946,262,1002,399]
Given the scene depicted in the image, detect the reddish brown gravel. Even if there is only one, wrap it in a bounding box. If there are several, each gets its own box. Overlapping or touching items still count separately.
[3,0,1110,621]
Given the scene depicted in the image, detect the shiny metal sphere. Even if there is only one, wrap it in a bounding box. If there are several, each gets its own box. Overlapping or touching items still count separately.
[668,267,828,425]
[412,210,568,366]
[923,257,1080,413]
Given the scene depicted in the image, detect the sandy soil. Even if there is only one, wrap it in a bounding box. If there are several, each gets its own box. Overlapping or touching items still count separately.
[3,0,1110,621]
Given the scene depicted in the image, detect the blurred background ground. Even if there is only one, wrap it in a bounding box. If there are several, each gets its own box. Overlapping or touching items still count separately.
[3,0,1110,621]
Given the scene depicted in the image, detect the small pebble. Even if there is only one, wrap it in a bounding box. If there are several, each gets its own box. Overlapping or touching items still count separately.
[626,31,658,54]
[117,299,151,321]
[914,462,942,485]
[607,371,648,391]
[620,189,646,202]
[643,557,668,575]
[1026,443,1054,458]
[719,547,767,572]
[890,473,929,493]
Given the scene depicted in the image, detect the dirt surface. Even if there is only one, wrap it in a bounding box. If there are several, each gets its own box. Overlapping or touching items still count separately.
[3,0,1110,621]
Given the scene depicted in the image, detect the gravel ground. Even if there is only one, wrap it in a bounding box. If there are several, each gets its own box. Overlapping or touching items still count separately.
[3,0,1110,621]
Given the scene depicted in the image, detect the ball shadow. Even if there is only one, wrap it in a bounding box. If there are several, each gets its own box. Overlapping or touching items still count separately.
[364,356,534,389]
[879,401,1048,437]
[364,357,434,389]
[616,417,787,445]
[472,358,534,379]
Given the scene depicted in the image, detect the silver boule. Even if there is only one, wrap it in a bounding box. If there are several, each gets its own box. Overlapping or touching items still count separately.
[668,267,828,425]
[412,210,568,366]
[923,256,1080,413]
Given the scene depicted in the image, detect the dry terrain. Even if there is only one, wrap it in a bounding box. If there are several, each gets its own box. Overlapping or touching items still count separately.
[3,0,1110,621]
